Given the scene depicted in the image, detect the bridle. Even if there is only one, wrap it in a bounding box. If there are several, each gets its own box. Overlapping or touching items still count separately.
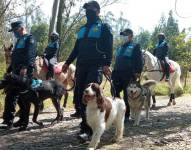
[142,50,165,81]
[142,50,163,73]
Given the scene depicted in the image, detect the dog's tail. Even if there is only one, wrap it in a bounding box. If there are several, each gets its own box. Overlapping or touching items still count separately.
[142,80,157,88]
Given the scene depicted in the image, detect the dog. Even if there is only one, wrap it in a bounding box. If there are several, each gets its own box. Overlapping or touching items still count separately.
[1,74,74,130]
[83,83,126,150]
[127,80,156,126]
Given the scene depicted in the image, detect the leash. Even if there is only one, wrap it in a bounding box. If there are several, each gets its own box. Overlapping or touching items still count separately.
[103,73,116,98]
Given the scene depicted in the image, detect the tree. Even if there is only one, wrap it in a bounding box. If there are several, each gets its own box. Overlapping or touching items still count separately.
[49,0,60,36]
[165,10,179,39]
[31,23,49,55]
[135,29,151,49]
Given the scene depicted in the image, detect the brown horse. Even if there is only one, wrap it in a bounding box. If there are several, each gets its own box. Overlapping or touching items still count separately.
[3,44,76,108]
[3,44,13,69]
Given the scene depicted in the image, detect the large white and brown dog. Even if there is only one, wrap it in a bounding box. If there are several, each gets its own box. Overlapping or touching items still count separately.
[83,83,126,150]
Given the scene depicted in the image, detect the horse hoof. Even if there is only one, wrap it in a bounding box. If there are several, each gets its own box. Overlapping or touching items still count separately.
[167,102,172,106]
[151,104,156,109]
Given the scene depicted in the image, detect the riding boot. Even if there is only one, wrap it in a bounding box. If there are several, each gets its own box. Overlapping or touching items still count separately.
[46,71,52,80]
[165,63,170,81]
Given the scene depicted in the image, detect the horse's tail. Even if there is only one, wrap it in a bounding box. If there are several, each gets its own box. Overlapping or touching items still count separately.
[142,80,157,89]
[175,63,183,90]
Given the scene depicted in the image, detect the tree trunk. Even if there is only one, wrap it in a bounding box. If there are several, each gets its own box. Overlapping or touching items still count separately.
[56,0,65,61]
[56,0,65,35]
[49,0,60,37]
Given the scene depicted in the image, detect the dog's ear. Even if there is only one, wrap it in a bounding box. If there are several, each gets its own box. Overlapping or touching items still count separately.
[92,83,105,112]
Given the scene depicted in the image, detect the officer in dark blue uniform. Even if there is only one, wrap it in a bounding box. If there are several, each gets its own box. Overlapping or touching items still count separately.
[112,28,143,122]
[62,1,113,139]
[43,32,59,80]
[153,33,170,81]
[1,21,36,129]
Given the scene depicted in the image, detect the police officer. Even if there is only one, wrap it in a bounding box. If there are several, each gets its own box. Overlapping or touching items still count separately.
[1,21,36,129]
[62,1,113,139]
[153,33,170,81]
[112,28,143,122]
[43,32,59,80]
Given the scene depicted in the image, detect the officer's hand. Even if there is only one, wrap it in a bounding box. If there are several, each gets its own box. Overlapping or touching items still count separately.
[20,68,27,76]
[62,64,69,73]
[103,66,112,77]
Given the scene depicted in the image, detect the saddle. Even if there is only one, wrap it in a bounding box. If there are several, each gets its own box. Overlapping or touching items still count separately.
[160,60,175,73]
[40,59,62,74]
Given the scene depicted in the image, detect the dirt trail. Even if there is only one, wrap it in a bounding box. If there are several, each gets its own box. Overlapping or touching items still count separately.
[0,95,191,150]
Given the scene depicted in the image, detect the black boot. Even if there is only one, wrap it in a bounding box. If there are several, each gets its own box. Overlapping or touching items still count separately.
[165,68,170,82]
[13,120,24,127]
[70,111,81,118]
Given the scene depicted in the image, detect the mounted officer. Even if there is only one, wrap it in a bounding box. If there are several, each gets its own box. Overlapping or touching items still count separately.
[62,0,113,140]
[112,28,143,122]
[43,32,59,80]
[1,21,36,129]
[153,33,170,81]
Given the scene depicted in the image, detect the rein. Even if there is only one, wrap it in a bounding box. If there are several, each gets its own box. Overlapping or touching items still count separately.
[103,73,116,98]
[142,51,165,81]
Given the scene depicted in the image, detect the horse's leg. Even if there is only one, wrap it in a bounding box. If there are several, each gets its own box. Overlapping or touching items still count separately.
[167,74,176,106]
[151,95,156,108]
[63,92,68,108]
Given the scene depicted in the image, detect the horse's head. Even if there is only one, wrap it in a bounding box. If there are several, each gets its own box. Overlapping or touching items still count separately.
[35,56,44,67]
[142,49,157,68]
[3,44,13,66]
[3,44,13,53]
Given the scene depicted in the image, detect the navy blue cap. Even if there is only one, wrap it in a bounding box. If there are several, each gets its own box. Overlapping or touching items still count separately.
[83,1,100,10]
[120,28,133,36]
[8,21,24,32]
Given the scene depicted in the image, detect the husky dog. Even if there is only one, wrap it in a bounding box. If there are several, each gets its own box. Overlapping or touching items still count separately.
[127,80,156,126]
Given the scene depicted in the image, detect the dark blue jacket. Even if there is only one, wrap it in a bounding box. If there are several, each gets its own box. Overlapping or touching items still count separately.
[153,40,168,59]
[65,18,113,66]
[114,42,143,74]
[8,34,37,74]
[44,40,59,59]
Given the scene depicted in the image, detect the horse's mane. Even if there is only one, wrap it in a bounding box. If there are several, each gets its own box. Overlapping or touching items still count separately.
[144,50,156,59]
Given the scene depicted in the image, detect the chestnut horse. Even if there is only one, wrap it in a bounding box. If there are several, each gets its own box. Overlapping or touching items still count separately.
[3,44,76,108]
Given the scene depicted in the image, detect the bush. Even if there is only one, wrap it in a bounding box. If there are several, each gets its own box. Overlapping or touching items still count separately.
[154,83,169,96]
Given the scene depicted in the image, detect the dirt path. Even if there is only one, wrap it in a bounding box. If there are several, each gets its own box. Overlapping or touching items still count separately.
[0,95,191,150]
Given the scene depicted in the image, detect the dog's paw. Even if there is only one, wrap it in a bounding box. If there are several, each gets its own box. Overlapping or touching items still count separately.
[172,100,176,105]
[151,104,156,109]
[167,102,172,106]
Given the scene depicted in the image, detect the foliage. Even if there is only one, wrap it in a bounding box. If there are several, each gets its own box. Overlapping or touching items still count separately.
[31,23,49,55]
[134,28,151,49]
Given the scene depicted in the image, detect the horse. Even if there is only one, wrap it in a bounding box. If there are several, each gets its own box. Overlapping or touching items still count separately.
[142,50,182,107]
[3,44,76,108]
[3,44,13,69]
